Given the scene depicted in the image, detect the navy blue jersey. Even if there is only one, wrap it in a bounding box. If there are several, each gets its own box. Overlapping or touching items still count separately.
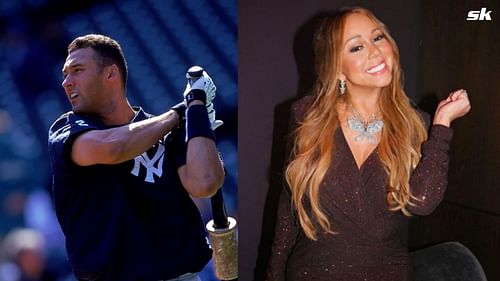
[48,107,212,281]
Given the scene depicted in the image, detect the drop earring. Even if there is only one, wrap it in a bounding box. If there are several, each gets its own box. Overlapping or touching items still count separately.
[339,79,346,95]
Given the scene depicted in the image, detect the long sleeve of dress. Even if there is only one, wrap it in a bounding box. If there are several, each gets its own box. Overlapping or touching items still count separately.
[265,97,313,281]
[265,187,300,281]
[408,124,454,215]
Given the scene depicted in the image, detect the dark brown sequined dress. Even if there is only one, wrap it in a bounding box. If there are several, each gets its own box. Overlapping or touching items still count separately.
[266,97,453,281]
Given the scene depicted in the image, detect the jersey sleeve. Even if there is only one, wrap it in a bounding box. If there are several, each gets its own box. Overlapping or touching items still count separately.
[48,112,98,168]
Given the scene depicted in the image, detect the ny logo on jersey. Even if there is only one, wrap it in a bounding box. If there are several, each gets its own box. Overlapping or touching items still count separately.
[130,142,165,183]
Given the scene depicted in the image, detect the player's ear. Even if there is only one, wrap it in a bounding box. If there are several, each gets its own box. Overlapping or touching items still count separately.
[105,64,119,81]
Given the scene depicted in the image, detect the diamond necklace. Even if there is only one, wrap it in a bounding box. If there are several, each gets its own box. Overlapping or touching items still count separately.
[346,104,384,144]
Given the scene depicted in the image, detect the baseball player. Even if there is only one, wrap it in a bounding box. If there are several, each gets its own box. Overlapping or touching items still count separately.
[48,34,224,281]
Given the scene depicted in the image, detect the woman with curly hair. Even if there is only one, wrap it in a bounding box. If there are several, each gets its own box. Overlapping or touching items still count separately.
[266,7,470,281]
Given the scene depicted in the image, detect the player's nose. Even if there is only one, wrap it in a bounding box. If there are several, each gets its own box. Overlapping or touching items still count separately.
[62,75,73,89]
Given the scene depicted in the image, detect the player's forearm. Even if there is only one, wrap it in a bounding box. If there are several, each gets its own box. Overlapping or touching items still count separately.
[110,110,179,163]
[181,137,224,197]
[72,110,179,166]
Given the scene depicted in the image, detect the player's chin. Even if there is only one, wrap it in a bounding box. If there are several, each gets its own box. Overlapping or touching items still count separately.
[71,106,82,113]
[71,105,88,114]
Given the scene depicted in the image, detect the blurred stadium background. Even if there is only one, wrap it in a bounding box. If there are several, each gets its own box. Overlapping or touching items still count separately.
[0,0,237,280]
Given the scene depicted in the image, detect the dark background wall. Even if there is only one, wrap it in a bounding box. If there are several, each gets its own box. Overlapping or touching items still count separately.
[408,0,500,280]
[239,1,422,280]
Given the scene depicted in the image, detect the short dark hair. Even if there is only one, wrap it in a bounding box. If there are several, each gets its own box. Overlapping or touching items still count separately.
[68,34,128,87]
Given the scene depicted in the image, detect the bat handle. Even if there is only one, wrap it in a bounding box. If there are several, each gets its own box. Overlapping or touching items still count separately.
[211,189,229,229]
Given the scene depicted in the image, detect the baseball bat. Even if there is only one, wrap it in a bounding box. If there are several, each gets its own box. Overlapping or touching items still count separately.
[187,66,238,280]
